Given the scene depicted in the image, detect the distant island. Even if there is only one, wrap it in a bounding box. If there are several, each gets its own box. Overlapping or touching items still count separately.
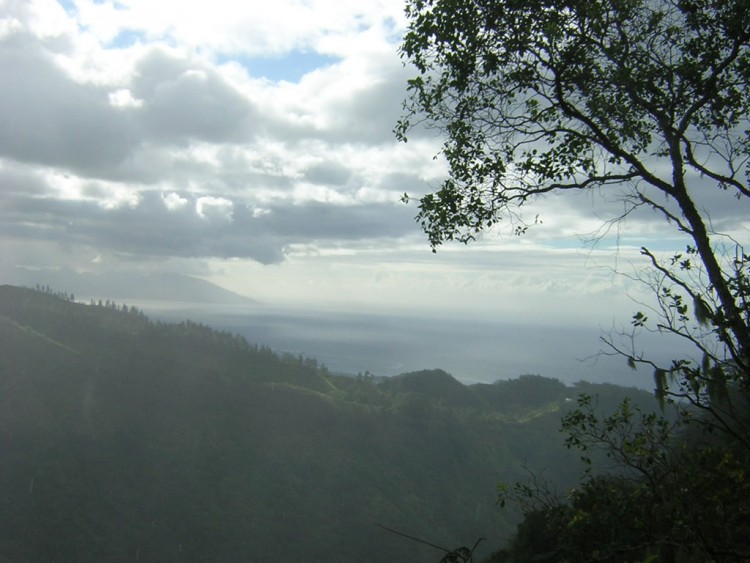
[4,268,257,305]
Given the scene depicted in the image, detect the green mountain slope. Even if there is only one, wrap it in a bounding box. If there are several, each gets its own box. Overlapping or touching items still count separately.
[0,285,656,562]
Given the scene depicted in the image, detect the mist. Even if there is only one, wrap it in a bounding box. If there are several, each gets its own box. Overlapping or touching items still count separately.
[128,300,662,388]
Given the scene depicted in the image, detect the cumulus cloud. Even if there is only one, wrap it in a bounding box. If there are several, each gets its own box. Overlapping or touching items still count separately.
[131,49,258,143]
[162,191,188,210]
[0,150,417,266]
[0,31,138,174]
[70,0,407,57]
[195,195,233,222]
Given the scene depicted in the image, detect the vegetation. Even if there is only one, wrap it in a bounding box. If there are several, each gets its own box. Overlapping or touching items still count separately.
[0,285,656,562]
[398,0,750,559]
[491,395,750,561]
[398,0,750,400]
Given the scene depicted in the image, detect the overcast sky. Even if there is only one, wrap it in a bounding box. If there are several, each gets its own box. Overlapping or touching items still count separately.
[2,0,747,384]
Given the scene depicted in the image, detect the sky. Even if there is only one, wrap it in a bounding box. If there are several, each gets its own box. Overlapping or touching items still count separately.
[2,0,747,385]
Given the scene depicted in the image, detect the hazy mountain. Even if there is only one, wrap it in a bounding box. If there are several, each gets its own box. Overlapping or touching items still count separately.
[5,267,256,304]
[0,285,658,562]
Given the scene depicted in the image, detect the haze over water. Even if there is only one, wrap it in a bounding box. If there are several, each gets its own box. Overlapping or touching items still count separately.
[129,300,661,388]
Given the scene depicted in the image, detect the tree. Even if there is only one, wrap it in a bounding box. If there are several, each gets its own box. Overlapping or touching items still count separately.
[397,0,750,423]
[397,1,750,559]
[494,395,750,561]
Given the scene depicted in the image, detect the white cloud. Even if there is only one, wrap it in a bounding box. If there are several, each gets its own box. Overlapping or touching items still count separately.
[195,195,233,222]
[108,88,142,108]
[162,192,188,211]
[21,0,76,40]
[0,16,23,39]
[92,0,402,54]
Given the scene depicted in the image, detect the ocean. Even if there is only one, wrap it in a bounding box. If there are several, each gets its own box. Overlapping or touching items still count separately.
[128,300,659,388]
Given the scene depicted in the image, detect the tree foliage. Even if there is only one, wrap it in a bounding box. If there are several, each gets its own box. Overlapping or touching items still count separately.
[494,395,750,562]
[397,0,750,559]
[398,0,750,435]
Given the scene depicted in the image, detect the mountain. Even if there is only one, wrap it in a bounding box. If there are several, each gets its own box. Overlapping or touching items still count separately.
[0,285,658,562]
[5,267,256,304]
[379,368,487,409]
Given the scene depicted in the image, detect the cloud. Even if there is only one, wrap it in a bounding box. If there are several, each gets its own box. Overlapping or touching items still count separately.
[195,195,233,222]
[260,51,412,144]
[0,153,419,266]
[131,48,258,143]
[69,0,407,58]
[162,191,188,210]
[0,30,138,175]
[302,160,352,187]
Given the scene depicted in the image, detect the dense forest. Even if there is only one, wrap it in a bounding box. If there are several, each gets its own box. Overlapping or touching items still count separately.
[0,285,658,562]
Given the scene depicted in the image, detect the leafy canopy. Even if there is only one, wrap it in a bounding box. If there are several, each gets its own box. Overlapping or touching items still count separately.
[398,0,750,414]
[398,3,750,558]
[398,0,750,239]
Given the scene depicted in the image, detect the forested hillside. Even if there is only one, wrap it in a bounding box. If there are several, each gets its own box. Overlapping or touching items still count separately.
[0,285,655,562]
